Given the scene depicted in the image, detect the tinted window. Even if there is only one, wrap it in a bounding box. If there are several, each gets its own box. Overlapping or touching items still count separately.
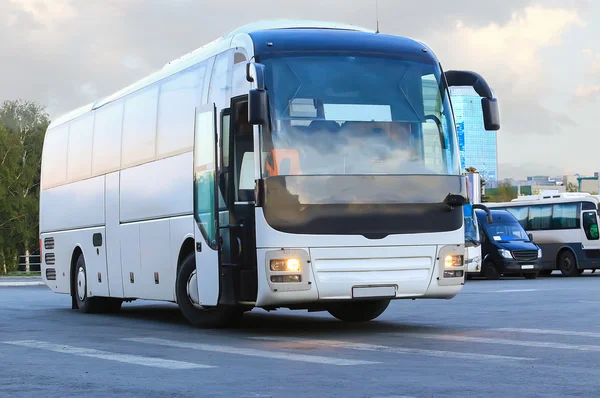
[583,211,599,240]
[506,206,528,229]
[552,203,580,229]
[529,205,552,230]
[582,201,596,211]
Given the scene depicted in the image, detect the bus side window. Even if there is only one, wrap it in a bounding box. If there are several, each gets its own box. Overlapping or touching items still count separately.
[583,212,599,240]
[238,152,255,202]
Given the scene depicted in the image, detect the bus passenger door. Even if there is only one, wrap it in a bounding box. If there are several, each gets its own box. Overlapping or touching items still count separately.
[193,104,221,306]
[581,210,600,250]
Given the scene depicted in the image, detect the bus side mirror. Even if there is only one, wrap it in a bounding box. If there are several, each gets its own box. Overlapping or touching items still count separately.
[445,70,500,131]
[248,89,268,126]
[246,62,268,126]
[482,98,500,131]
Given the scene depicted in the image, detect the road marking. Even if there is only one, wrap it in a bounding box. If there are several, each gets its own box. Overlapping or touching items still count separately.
[0,282,46,287]
[494,328,600,339]
[248,336,535,362]
[3,340,212,370]
[394,333,600,352]
[579,301,600,304]
[125,337,378,366]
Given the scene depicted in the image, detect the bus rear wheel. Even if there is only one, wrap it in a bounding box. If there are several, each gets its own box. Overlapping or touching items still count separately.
[176,253,243,328]
[327,299,390,322]
[558,251,581,277]
[73,253,122,314]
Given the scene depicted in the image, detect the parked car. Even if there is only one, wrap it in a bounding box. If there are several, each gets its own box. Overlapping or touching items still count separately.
[475,209,543,280]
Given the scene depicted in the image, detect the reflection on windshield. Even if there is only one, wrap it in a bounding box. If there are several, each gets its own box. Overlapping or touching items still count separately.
[484,223,529,241]
[260,54,459,177]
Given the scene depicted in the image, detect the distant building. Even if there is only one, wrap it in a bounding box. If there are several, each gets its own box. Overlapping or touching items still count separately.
[578,176,599,194]
[526,175,563,186]
[450,87,498,182]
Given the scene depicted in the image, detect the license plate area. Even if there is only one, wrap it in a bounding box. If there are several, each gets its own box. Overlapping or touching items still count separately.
[521,264,534,270]
[352,285,397,299]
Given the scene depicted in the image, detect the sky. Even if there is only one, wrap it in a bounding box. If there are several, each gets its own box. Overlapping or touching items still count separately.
[1,0,599,180]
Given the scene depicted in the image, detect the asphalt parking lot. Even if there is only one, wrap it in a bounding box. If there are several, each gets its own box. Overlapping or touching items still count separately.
[2,273,600,397]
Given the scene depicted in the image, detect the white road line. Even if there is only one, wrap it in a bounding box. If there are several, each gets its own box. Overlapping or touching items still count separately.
[395,333,600,352]
[494,328,600,339]
[0,282,46,287]
[3,340,213,370]
[125,337,378,366]
[248,336,535,362]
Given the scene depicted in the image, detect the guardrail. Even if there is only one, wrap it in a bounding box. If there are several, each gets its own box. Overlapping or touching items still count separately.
[18,253,41,272]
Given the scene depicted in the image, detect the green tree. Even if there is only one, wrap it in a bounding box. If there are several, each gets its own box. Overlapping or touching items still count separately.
[566,182,578,192]
[497,181,516,202]
[0,100,48,273]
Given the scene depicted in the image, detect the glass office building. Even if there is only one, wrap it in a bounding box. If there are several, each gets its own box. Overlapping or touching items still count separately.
[450,86,498,182]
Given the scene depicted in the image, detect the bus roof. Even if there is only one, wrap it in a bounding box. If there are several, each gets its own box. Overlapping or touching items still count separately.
[48,20,375,130]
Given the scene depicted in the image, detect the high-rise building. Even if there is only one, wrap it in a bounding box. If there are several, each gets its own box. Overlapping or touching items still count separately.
[450,86,498,182]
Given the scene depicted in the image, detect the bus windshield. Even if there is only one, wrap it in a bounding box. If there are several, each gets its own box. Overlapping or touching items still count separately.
[260,53,459,177]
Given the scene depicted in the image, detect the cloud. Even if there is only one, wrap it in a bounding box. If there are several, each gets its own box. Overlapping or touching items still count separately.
[574,85,600,99]
[430,6,584,137]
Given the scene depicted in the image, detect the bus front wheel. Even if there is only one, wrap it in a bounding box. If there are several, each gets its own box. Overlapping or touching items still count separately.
[327,299,390,322]
[175,253,243,328]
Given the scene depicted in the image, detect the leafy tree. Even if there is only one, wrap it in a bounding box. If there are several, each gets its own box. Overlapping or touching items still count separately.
[566,182,578,192]
[496,181,516,202]
[0,100,48,273]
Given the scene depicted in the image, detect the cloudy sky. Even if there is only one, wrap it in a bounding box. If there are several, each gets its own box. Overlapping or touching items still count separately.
[1,0,598,179]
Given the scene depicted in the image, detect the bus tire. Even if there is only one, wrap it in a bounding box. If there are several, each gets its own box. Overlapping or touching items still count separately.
[327,299,390,322]
[558,251,580,277]
[73,253,122,313]
[175,253,243,329]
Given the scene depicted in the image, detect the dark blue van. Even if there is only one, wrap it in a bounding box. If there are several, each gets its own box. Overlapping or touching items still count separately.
[475,208,543,280]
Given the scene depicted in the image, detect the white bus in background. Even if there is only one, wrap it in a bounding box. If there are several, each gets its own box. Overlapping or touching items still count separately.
[39,20,501,328]
[486,191,600,277]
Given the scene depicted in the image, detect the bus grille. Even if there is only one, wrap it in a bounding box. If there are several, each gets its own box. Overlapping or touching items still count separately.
[45,253,56,265]
[512,250,538,262]
[46,268,56,280]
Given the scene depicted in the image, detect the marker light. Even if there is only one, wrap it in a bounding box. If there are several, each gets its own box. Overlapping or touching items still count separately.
[270,258,301,272]
[444,255,463,269]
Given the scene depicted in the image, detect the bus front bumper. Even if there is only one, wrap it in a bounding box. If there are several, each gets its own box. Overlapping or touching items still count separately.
[255,245,466,307]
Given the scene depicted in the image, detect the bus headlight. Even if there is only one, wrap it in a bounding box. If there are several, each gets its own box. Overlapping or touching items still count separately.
[444,255,463,269]
[265,249,312,292]
[270,258,301,272]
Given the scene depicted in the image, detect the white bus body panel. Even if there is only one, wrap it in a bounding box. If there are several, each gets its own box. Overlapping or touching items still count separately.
[40,176,105,233]
[254,209,464,307]
[105,172,124,298]
[310,246,436,299]
[466,245,482,273]
[41,227,108,297]
[119,152,193,223]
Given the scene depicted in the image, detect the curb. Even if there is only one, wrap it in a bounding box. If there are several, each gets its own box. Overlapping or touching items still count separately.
[0,282,46,287]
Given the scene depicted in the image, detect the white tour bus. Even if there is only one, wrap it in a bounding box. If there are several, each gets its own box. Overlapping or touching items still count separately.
[39,20,501,327]
[486,191,600,276]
